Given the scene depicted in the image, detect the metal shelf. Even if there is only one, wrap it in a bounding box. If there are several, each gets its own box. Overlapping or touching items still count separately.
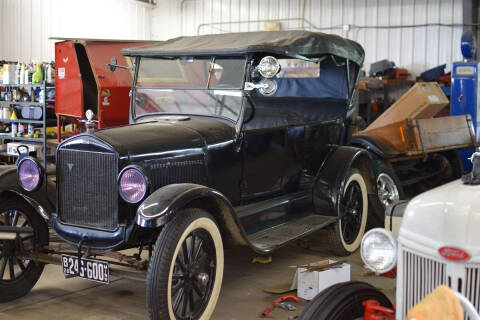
[0,152,18,158]
[0,119,43,124]
[0,135,44,143]
[0,101,43,106]
[0,82,51,167]
[0,83,44,88]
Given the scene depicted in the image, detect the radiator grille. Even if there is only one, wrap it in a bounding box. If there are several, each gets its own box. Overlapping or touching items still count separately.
[57,149,118,230]
[401,248,447,318]
[146,157,206,189]
[465,265,480,317]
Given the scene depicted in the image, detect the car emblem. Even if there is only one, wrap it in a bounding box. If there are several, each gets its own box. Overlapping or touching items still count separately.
[439,246,470,261]
[67,163,74,172]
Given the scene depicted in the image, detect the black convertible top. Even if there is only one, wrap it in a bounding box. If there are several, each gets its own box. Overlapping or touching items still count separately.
[121,31,365,66]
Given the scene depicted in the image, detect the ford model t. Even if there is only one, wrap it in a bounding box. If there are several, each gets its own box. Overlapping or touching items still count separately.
[0,31,374,319]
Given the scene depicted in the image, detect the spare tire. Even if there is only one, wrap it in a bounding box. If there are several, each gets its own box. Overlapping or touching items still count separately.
[298,281,393,320]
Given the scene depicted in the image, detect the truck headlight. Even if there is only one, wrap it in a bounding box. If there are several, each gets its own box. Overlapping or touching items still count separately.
[17,157,43,192]
[118,166,148,204]
[361,228,397,274]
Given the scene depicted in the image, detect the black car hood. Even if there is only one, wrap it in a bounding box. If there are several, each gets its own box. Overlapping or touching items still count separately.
[93,116,235,160]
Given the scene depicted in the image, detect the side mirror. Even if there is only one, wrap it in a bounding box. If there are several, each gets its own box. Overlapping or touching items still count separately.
[107,56,133,72]
[108,56,118,72]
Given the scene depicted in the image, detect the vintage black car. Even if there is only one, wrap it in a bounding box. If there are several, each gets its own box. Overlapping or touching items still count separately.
[0,31,374,319]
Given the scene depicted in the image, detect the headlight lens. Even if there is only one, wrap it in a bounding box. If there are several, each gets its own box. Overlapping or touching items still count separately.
[258,79,278,96]
[119,167,147,204]
[258,56,281,78]
[361,228,397,274]
[17,157,42,192]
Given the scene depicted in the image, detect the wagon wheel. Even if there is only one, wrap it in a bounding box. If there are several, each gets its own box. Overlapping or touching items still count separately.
[0,197,48,302]
[147,208,224,320]
[327,169,368,256]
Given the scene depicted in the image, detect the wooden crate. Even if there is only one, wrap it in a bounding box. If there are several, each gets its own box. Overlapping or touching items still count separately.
[356,114,476,156]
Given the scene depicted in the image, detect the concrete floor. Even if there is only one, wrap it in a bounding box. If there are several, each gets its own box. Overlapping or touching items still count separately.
[0,230,395,320]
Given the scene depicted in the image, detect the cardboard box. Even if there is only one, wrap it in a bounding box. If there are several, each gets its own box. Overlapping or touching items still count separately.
[366,82,449,131]
[294,260,350,300]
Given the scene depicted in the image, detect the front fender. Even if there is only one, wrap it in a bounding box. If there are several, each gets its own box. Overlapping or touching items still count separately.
[313,146,374,217]
[135,183,248,246]
[0,165,55,222]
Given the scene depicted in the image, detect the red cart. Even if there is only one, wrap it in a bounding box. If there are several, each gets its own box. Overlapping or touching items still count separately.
[53,38,153,141]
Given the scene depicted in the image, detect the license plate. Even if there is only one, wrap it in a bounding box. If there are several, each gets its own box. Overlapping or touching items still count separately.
[61,254,110,284]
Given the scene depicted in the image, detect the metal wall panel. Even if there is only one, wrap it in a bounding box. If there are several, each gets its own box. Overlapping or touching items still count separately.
[152,0,464,75]
[1,0,464,76]
[0,0,152,62]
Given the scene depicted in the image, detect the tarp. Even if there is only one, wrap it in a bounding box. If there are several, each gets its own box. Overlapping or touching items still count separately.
[121,31,365,67]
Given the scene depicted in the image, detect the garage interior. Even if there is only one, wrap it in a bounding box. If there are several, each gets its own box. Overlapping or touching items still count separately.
[0,0,479,319]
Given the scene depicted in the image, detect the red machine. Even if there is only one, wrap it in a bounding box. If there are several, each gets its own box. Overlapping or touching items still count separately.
[54,38,152,140]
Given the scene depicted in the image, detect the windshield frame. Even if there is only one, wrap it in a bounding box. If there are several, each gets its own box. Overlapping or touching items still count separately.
[132,55,248,122]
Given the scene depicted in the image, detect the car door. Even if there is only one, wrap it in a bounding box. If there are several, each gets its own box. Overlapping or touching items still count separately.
[240,97,301,202]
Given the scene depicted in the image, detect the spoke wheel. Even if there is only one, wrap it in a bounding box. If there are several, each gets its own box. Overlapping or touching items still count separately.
[171,230,216,319]
[0,208,33,281]
[340,181,364,245]
[147,208,224,320]
[0,197,48,302]
[327,169,368,256]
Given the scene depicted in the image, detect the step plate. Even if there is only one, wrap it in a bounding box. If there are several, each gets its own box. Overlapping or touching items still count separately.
[248,215,336,252]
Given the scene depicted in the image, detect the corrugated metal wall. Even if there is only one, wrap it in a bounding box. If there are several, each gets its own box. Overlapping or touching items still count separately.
[0,0,152,63]
[1,0,465,75]
[152,0,464,75]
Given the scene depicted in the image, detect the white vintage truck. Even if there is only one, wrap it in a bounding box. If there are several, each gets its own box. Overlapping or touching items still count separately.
[298,154,480,320]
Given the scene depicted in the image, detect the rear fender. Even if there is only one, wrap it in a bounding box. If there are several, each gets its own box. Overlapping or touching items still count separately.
[350,134,401,159]
[0,165,55,222]
[135,183,248,246]
[313,146,374,217]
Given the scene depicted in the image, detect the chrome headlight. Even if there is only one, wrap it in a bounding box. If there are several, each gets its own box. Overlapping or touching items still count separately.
[17,157,43,192]
[257,56,280,78]
[118,166,148,204]
[258,79,278,96]
[361,228,397,274]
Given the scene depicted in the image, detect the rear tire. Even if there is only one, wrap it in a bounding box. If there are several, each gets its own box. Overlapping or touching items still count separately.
[147,208,224,320]
[327,169,368,256]
[298,281,393,320]
[0,197,49,302]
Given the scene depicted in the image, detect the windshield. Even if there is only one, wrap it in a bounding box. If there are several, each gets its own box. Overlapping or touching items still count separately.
[134,57,246,122]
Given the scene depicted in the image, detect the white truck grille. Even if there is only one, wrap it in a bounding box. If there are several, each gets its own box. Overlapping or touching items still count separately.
[465,266,480,312]
[398,245,480,320]
[398,247,447,318]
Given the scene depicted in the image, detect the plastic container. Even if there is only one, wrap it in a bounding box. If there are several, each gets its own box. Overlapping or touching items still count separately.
[11,122,17,137]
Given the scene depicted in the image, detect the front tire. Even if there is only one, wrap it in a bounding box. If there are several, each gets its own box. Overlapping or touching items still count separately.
[0,197,49,302]
[298,281,393,320]
[327,169,368,256]
[147,208,224,320]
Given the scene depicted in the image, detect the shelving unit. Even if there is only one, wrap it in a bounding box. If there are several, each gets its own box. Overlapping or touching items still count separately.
[0,82,54,168]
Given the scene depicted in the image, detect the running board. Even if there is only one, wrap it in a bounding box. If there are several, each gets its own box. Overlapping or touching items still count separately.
[247,215,337,253]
